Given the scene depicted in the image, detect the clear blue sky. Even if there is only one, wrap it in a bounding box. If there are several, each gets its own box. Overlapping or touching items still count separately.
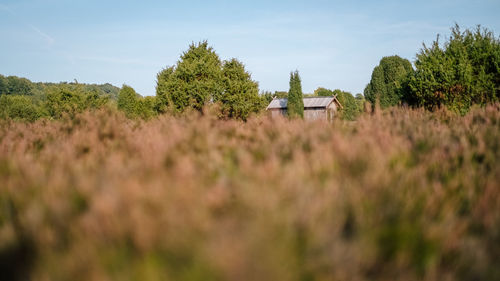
[1,0,499,96]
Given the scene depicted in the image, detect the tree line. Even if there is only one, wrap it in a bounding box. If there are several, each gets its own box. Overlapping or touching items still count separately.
[1,24,499,122]
[365,25,500,114]
[0,77,119,121]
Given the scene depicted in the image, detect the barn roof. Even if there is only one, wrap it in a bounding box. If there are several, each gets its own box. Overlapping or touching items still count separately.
[266,96,341,110]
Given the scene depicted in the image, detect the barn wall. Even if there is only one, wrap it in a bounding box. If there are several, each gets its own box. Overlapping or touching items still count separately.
[327,103,338,122]
[268,103,339,122]
[269,109,287,118]
[304,108,327,121]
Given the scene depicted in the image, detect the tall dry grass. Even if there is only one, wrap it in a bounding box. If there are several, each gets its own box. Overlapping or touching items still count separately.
[0,105,499,281]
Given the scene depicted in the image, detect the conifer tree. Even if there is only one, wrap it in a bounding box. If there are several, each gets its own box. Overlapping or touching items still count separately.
[364,56,413,109]
[155,41,261,119]
[216,58,260,120]
[156,41,223,113]
[287,70,304,118]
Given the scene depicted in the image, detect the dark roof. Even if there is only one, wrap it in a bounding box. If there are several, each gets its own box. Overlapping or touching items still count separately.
[266,96,341,110]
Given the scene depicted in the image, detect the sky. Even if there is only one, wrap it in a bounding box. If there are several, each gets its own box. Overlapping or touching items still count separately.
[1,0,500,96]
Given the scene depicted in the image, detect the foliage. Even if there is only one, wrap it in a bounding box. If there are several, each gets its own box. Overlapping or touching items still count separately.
[313,87,364,120]
[0,74,120,100]
[0,95,41,121]
[156,42,262,120]
[405,25,500,114]
[0,75,33,96]
[0,75,125,121]
[313,87,333,97]
[216,59,261,120]
[287,70,304,118]
[0,75,6,94]
[156,41,224,113]
[274,91,288,98]
[44,85,109,119]
[117,85,157,119]
[1,106,500,280]
[334,89,364,121]
[364,56,414,109]
[261,91,274,105]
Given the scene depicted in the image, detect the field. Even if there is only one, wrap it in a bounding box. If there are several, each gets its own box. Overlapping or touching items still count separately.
[1,106,499,281]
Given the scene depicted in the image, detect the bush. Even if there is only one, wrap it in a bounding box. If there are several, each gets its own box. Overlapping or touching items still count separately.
[405,25,500,114]
[118,85,157,119]
[0,95,41,121]
[44,86,109,119]
[364,56,414,109]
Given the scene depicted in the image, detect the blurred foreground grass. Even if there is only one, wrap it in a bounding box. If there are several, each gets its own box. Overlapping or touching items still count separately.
[0,105,499,281]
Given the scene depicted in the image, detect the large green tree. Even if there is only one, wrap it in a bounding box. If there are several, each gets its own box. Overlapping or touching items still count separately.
[405,25,500,114]
[156,41,261,119]
[156,41,223,113]
[287,71,304,118]
[364,56,414,109]
[216,59,261,120]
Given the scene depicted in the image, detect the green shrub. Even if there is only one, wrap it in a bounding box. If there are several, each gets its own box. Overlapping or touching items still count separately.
[44,86,109,119]
[364,56,414,109]
[0,95,41,122]
[118,85,157,119]
[406,25,500,114]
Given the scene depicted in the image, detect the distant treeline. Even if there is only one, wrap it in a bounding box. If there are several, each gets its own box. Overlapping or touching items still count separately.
[1,24,499,122]
[0,75,119,99]
[0,75,120,121]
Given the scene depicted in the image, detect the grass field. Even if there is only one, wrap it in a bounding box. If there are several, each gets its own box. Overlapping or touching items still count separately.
[1,105,499,281]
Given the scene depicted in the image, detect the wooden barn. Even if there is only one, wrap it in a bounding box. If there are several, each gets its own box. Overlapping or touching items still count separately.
[266,96,342,121]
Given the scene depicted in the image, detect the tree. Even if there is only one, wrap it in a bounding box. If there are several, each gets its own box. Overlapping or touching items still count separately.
[216,59,261,120]
[405,25,500,114]
[118,85,140,117]
[156,41,223,113]
[314,87,334,97]
[156,41,262,119]
[44,85,108,119]
[332,89,362,121]
[0,95,41,122]
[7,76,33,95]
[0,75,7,95]
[364,56,414,109]
[287,71,304,118]
[355,94,366,114]
[118,85,156,119]
[0,75,34,96]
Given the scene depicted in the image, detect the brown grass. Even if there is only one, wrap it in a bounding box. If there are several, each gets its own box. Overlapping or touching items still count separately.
[0,105,499,281]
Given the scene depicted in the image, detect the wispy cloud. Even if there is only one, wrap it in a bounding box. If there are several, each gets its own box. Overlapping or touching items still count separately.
[28,24,55,46]
[1,3,55,47]
[0,3,15,15]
